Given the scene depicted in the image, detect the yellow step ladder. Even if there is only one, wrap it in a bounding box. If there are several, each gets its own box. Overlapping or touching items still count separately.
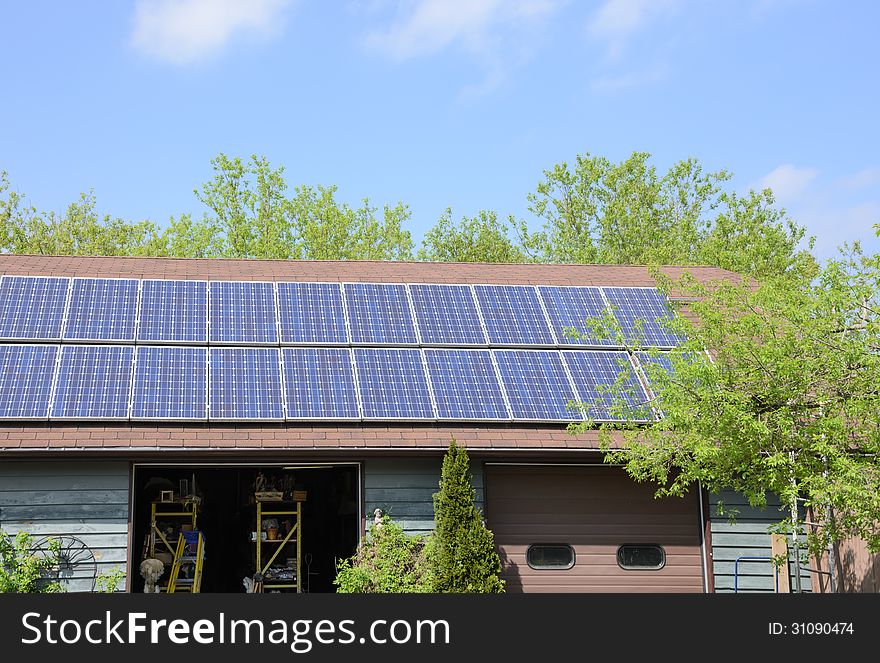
[167,530,205,593]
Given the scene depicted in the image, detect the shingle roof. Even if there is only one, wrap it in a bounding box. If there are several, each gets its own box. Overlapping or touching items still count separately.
[0,254,735,455]
[0,254,736,289]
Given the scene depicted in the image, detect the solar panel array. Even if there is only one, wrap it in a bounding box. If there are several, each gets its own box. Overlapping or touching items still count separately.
[0,275,682,422]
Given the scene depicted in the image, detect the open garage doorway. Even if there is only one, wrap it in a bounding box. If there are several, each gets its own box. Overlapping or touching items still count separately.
[131,463,360,593]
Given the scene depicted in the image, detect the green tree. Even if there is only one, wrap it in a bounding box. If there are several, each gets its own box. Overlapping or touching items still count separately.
[418,208,528,263]
[1,160,415,260]
[334,516,431,593]
[0,530,64,593]
[429,440,505,593]
[0,174,166,257]
[512,151,816,279]
[571,230,880,559]
[196,154,415,260]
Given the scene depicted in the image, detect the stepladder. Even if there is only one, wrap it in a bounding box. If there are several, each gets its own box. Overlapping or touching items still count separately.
[167,530,206,593]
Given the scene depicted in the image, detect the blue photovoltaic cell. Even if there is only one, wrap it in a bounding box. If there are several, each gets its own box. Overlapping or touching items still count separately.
[209,281,278,344]
[282,348,359,419]
[209,348,283,420]
[353,348,434,419]
[636,351,674,379]
[409,284,487,345]
[473,285,555,346]
[0,276,70,341]
[562,350,650,421]
[51,346,134,419]
[278,282,348,344]
[0,345,58,418]
[424,349,508,420]
[538,286,616,347]
[602,287,683,347]
[344,284,417,345]
[493,350,579,421]
[63,279,138,341]
[138,280,208,343]
[131,346,207,420]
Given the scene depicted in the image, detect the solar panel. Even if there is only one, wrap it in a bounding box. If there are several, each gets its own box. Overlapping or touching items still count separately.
[277,282,349,344]
[131,346,208,420]
[493,350,579,421]
[51,345,134,419]
[562,350,651,421]
[282,348,359,419]
[63,278,138,342]
[424,349,509,420]
[0,276,70,341]
[409,284,487,345]
[538,286,617,347]
[209,281,278,344]
[344,283,418,345]
[636,351,675,380]
[473,285,555,346]
[602,287,683,347]
[138,280,208,343]
[209,347,283,420]
[353,348,434,419]
[0,344,58,419]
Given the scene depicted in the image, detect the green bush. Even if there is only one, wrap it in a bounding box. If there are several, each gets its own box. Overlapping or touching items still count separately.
[95,567,126,593]
[334,516,432,593]
[428,440,505,593]
[0,530,64,593]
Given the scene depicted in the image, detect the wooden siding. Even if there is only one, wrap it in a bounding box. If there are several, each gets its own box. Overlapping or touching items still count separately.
[709,491,811,593]
[363,459,484,536]
[486,465,704,593]
[0,461,129,592]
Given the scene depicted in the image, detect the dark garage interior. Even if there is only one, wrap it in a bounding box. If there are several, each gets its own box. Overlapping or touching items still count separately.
[131,463,359,593]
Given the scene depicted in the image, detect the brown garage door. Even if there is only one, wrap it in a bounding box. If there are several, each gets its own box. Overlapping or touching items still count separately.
[486,465,705,593]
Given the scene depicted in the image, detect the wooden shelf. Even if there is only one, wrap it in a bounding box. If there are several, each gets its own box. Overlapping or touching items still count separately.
[254,499,302,593]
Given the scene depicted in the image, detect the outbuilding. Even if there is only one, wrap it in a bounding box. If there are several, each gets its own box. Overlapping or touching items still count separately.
[0,255,801,593]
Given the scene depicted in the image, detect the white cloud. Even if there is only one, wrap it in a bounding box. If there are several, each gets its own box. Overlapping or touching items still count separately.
[588,0,680,59]
[756,164,819,204]
[796,202,880,258]
[590,63,667,93]
[131,0,291,65]
[838,166,880,191]
[365,0,559,60]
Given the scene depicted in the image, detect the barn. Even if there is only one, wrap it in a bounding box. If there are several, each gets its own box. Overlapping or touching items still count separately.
[0,255,806,593]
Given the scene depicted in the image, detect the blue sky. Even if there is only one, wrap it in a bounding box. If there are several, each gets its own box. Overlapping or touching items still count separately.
[1,0,878,260]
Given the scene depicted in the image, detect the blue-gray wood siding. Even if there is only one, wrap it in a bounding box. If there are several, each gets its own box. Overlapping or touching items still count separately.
[710,490,811,593]
[363,459,484,536]
[0,461,129,592]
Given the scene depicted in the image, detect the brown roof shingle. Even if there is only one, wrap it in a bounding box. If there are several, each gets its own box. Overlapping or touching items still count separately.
[0,254,737,289]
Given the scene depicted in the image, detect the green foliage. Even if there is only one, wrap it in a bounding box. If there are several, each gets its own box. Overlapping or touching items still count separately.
[2,151,815,275]
[429,440,505,593]
[194,154,415,260]
[94,566,126,593]
[418,208,528,263]
[0,160,414,261]
[334,516,431,593]
[570,234,880,555]
[0,530,64,593]
[512,151,815,278]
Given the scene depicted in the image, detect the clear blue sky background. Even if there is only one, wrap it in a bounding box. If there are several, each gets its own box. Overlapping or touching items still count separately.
[1,0,877,261]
